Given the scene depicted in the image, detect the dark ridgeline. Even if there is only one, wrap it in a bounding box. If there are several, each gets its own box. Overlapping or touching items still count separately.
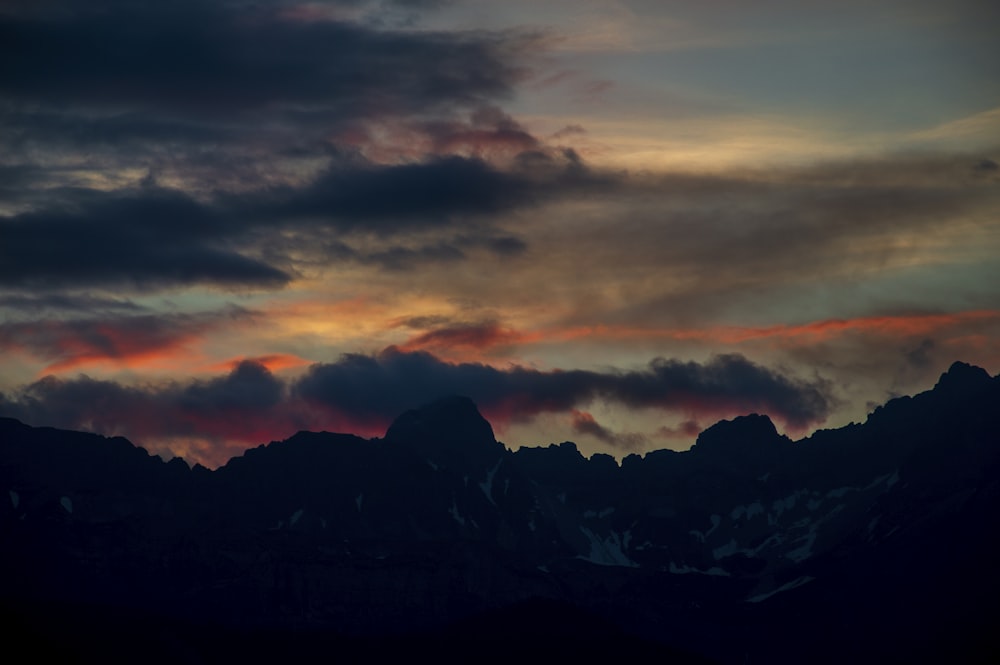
[2,362,998,663]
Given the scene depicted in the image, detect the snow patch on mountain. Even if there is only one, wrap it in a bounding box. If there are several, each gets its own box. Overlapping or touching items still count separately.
[583,507,615,519]
[478,460,501,505]
[449,499,465,526]
[771,491,805,518]
[669,562,729,576]
[731,502,764,520]
[578,527,636,567]
[785,531,816,562]
[747,576,815,603]
[690,514,722,543]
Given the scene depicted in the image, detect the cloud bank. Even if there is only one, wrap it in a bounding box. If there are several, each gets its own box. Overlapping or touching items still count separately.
[1,348,834,466]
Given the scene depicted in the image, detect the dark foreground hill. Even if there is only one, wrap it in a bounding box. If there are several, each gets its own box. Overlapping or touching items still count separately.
[2,362,999,663]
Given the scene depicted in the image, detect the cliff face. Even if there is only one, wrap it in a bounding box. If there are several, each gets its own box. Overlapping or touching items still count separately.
[2,362,999,664]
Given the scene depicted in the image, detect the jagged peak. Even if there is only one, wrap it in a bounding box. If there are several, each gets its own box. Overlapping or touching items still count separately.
[691,414,789,462]
[695,413,778,444]
[934,361,992,393]
[383,396,500,464]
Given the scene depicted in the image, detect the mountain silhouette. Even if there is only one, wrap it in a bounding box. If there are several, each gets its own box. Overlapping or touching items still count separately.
[2,362,998,663]
[384,394,505,469]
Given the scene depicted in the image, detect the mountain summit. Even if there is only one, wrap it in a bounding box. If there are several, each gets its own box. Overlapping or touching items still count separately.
[383,395,502,467]
[934,360,993,393]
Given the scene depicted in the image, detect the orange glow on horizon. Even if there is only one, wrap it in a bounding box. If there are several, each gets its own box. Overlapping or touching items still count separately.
[205,353,313,374]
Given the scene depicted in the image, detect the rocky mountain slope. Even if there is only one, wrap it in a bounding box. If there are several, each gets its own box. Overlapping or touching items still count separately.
[2,362,998,663]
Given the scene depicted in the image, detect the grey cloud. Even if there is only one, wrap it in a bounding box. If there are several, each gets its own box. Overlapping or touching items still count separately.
[253,154,601,232]
[0,188,290,290]
[0,0,547,215]
[570,411,647,450]
[975,158,998,172]
[0,3,523,114]
[545,151,1000,325]
[0,293,144,313]
[0,159,546,291]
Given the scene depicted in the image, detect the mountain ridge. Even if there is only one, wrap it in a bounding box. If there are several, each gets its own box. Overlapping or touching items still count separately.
[2,362,998,663]
[3,360,993,472]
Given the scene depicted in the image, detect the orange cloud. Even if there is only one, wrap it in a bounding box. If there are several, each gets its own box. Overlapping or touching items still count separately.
[0,309,262,377]
[397,321,541,360]
[386,310,1000,370]
[536,310,1000,347]
[265,295,399,344]
[1,319,199,374]
[207,354,313,374]
[712,310,1000,344]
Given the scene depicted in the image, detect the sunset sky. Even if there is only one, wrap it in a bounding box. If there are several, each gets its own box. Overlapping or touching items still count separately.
[2,0,998,467]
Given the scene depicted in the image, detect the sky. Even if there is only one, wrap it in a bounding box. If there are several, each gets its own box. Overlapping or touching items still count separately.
[1,0,998,467]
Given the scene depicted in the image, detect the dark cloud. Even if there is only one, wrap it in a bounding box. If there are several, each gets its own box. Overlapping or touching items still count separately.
[0,107,233,155]
[455,233,528,256]
[0,0,537,191]
[0,158,547,289]
[0,293,144,313]
[275,233,506,272]
[602,354,833,429]
[0,0,613,292]
[294,347,834,428]
[0,348,835,464]
[243,148,603,239]
[0,188,290,290]
[0,2,524,114]
[1,375,152,437]
[364,242,466,270]
[0,360,305,466]
[259,156,544,231]
[175,360,285,414]
[0,0,553,230]
[974,158,998,172]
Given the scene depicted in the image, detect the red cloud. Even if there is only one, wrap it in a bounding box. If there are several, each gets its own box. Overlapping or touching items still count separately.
[0,309,256,375]
[538,310,1000,346]
[708,310,1000,344]
[208,354,312,373]
[397,321,537,359]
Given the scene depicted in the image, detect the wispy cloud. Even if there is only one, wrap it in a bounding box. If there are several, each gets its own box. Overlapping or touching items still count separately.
[0,307,255,373]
